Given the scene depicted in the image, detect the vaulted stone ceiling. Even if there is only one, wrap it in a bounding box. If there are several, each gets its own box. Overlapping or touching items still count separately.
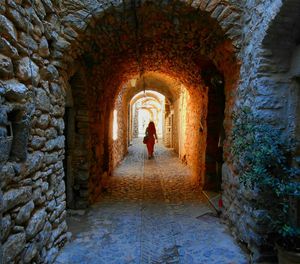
[59,0,238,101]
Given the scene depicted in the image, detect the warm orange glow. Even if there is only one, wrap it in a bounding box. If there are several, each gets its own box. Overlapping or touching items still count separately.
[113,110,118,140]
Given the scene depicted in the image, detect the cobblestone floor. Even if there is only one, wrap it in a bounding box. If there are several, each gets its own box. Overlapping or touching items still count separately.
[55,140,249,264]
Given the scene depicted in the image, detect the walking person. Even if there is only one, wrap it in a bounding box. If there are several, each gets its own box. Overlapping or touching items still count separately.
[144,121,158,159]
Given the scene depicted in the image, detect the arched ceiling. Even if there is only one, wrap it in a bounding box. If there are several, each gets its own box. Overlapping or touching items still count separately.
[126,72,181,103]
[60,0,239,108]
[262,1,300,70]
[131,90,163,103]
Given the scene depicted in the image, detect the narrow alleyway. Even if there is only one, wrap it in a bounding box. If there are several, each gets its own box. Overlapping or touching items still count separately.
[55,140,248,264]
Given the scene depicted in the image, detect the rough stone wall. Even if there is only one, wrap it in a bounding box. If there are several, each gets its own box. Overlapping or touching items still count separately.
[65,67,93,209]
[0,0,246,263]
[221,0,300,261]
[0,1,69,262]
[111,85,128,170]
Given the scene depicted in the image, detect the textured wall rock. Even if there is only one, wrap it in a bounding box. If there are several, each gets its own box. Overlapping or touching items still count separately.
[0,0,297,263]
[26,208,47,239]
[2,79,28,102]
[3,187,32,212]
[2,232,26,263]
[16,57,40,84]
[0,54,14,79]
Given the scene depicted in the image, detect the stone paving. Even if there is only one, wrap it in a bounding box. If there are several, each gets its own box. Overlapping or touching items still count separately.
[55,140,249,264]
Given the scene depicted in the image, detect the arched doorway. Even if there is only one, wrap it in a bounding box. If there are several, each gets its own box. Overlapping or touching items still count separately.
[61,0,240,205]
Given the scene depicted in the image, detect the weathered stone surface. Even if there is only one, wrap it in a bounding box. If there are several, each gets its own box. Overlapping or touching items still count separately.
[26,208,47,239]
[50,220,67,243]
[24,151,44,175]
[47,199,56,212]
[44,247,59,264]
[2,232,26,263]
[41,0,53,12]
[41,65,59,81]
[0,54,14,79]
[44,135,65,151]
[39,36,50,57]
[0,14,17,41]
[16,200,35,224]
[19,32,38,51]
[33,187,44,204]
[3,186,32,212]
[50,82,62,97]
[51,118,64,134]
[7,7,31,33]
[34,0,46,19]
[53,37,71,51]
[51,105,64,117]
[2,214,12,241]
[35,88,50,112]
[1,79,28,102]
[62,13,88,32]
[0,0,5,13]
[0,163,15,188]
[45,127,58,139]
[55,181,66,197]
[36,114,50,129]
[0,37,19,58]
[0,107,8,124]
[22,243,38,263]
[36,221,52,249]
[16,57,40,84]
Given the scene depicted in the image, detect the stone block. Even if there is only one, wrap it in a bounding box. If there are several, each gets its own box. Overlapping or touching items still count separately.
[35,221,52,250]
[2,232,26,263]
[44,135,65,151]
[0,14,17,42]
[0,54,14,79]
[16,57,40,85]
[2,214,12,241]
[15,200,34,225]
[7,7,30,33]
[3,186,32,212]
[35,88,50,112]
[19,32,38,51]
[2,79,28,102]
[38,36,50,57]
[44,247,59,264]
[45,127,58,139]
[22,243,38,264]
[26,208,47,239]
[36,114,50,129]
[0,163,15,188]
[31,135,46,149]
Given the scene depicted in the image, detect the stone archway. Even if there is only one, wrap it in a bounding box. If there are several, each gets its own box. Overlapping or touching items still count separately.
[55,0,241,201]
[0,0,243,262]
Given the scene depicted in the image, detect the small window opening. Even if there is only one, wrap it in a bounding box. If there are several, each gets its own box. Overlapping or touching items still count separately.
[7,110,30,162]
[113,110,118,141]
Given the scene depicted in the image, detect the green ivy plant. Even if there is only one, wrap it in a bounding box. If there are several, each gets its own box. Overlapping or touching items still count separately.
[231,107,300,251]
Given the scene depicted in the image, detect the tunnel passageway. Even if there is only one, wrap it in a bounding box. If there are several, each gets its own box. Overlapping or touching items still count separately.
[55,140,248,263]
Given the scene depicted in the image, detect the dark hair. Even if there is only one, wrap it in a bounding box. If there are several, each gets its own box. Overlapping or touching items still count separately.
[148,121,155,130]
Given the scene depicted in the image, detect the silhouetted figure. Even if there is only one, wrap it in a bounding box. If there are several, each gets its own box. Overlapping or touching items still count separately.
[145,121,158,159]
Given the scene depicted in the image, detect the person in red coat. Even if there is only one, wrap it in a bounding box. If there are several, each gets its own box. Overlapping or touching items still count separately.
[145,121,158,159]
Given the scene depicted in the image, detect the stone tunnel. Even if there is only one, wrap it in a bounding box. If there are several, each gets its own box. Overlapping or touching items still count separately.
[0,0,300,263]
